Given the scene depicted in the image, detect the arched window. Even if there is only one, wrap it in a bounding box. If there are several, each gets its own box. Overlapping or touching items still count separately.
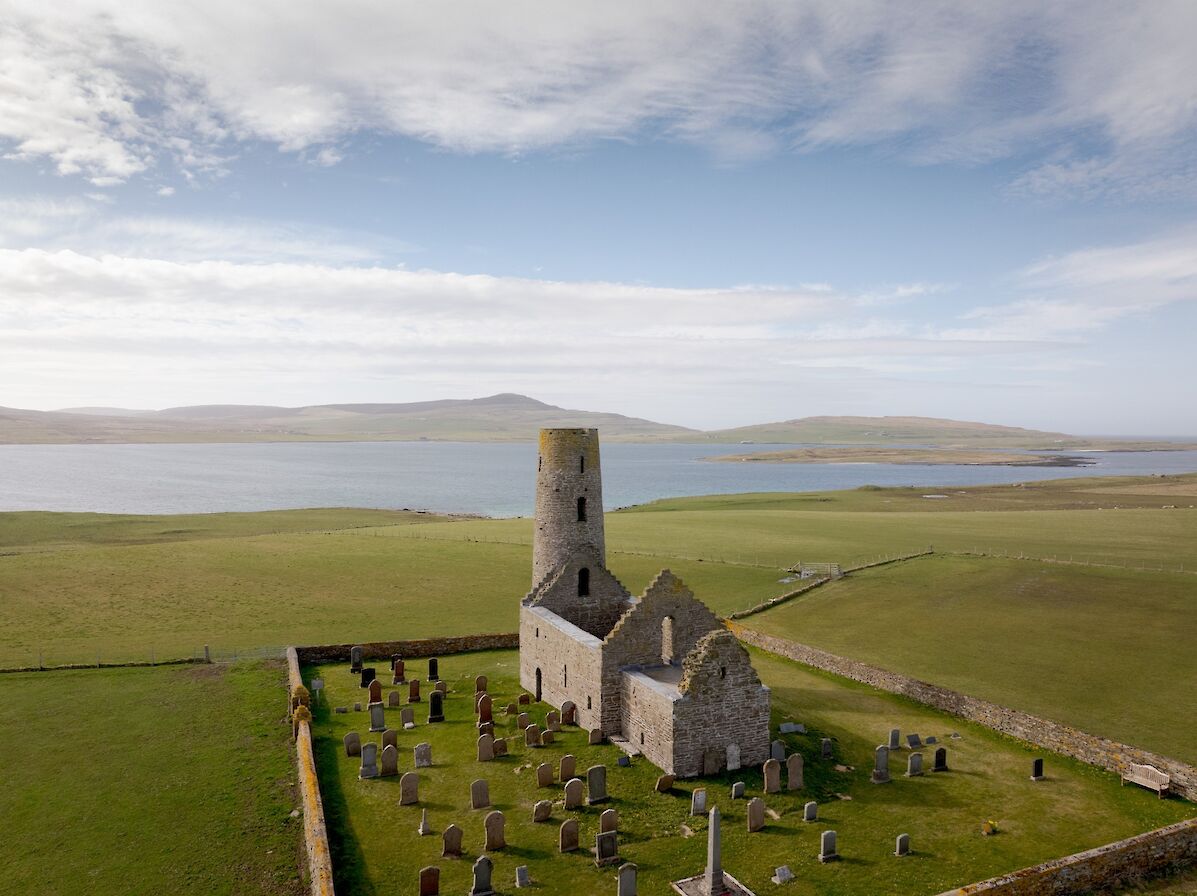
[577,497,587,522]
[661,615,675,665]
[578,567,590,597]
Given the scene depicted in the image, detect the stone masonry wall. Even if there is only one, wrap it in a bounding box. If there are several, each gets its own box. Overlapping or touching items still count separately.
[296,633,518,666]
[730,625,1197,801]
[533,428,606,585]
[620,673,678,772]
[519,607,604,730]
[286,647,336,896]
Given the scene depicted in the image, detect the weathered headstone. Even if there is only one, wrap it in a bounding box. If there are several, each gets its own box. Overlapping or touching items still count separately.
[895,833,910,857]
[615,753,627,766]
[655,774,675,794]
[541,728,557,746]
[925,735,938,744]
[360,667,376,689]
[906,752,924,777]
[353,702,362,712]
[779,722,804,734]
[517,712,531,729]
[525,725,542,748]
[730,781,745,800]
[763,758,781,794]
[1031,757,1044,781]
[418,808,432,836]
[391,657,405,684]
[588,728,603,745]
[530,762,551,787]
[787,753,804,790]
[401,706,415,726]
[559,818,579,852]
[889,728,901,750]
[617,862,637,896]
[334,706,348,714]
[470,855,495,896]
[771,866,794,885]
[746,797,765,832]
[471,778,490,810]
[484,810,505,850]
[477,694,493,724]
[726,743,741,771]
[344,731,362,757]
[400,771,419,805]
[381,728,397,750]
[600,807,618,833]
[408,679,421,703]
[350,646,364,673]
[477,733,495,762]
[475,674,488,693]
[821,737,833,760]
[770,740,785,761]
[533,799,552,822]
[595,830,619,866]
[803,801,817,822]
[427,658,439,682]
[369,702,386,732]
[564,777,584,809]
[518,693,530,705]
[545,710,560,732]
[368,679,383,704]
[561,701,577,725]
[414,742,432,768]
[380,744,399,777]
[434,680,447,694]
[514,865,531,889]
[478,721,494,739]
[690,788,707,816]
[819,830,839,863]
[310,678,324,701]
[559,754,576,781]
[388,690,401,707]
[933,747,949,772]
[428,690,445,723]
[418,865,439,896]
[493,738,508,757]
[587,765,609,804]
[906,733,923,749]
[702,748,723,775]
[359,742,380,779]
[442,823,463,857]
[505,702,518,716]
[872,745,891,784]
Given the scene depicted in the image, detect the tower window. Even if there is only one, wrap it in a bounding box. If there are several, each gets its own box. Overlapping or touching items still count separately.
[580,455,585,473]
[577,497,587,522]
[640,732,645,745]
[563,665,568,687]
[538,455,542,471]
[662,615,675,665]
[587,696,592,710]
[578,567,590,597]
[719,666,726,679]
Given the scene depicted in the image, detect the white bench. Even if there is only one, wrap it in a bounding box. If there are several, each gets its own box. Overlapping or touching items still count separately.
[1121,763,1171,798]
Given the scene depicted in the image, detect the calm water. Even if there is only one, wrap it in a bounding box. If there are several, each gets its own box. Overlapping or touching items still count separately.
[3,441,1197,516]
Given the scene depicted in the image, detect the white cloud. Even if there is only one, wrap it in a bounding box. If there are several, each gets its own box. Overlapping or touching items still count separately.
[156,186,175,197]
[0,2,1193,194]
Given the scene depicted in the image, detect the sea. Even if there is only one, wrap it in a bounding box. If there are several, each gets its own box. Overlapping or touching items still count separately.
[3,441,1197,517]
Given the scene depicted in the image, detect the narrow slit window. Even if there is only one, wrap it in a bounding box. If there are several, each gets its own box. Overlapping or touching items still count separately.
[563,665,568,687]
[578,567,590,596]
[587,696,592,709]
[577,496,587,522]
[580,455,585,473]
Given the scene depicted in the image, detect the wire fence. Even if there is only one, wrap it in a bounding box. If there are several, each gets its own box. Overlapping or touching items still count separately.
[0,644,288,673]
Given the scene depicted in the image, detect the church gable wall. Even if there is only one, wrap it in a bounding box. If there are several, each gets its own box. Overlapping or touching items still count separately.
[526,558,631,640]
[519,606,604,730]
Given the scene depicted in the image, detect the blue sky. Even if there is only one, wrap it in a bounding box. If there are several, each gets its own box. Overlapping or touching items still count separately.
[1,2,1195,434]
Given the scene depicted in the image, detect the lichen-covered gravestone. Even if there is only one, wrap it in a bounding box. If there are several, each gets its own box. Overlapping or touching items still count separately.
[369,702,386,733]
[871,746,891,784]
[414,742,432,768]
[564,778,584,810]
[401,706,415,727]
[441,824,463,857]
[470,855,494,896]
[560,817,580,852]
[594,830,620,866]
[746,797,765,832]
[770,740,785,761]
[726,743,741,771]
[382,729,397,750]
[484,810,505,850]
[359,742,380,779]
[762,759,781,794]
[477,733,494,762]
[380,744,399,777]
[906,752,924,777]
[388,691,401,707]
[471,779,490,809]
[559,754,576,781]
[690,788,707,816]
[786,754,803,790]
[819,830,839,863]
[536,763,553,787]
[600,808,618,833]
[533,799,552,822]
[349,645,363,673]
[493,738,508,757]
[525,725,542,748]
[889,728,901,750]
[586,765,609,804]
[343,731,361,757]
[400,771,419,805]
[617,862,637,896]
[803,801,817,822]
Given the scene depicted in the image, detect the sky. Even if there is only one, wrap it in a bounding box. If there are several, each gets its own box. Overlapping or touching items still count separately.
[1,2,1195,435]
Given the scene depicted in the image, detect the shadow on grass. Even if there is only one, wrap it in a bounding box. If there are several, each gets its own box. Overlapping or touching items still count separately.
[312,734,377,896]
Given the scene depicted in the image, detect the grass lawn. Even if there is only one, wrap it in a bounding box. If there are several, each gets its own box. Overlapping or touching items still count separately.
[741,554,1197,764]
[305,649,1193,896]
[0,661,301,896]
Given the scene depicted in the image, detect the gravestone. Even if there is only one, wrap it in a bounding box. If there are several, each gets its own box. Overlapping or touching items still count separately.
[368,679,383,704]
[400,771,419,804]
[427,658,438,682]
[408,679,421,703]
[617,862,637,896]
[1031,757,1045,781]
[477,733,494,762]
[525,725,542,748]
[925,736,938,744]
[334,706,348,714]
[588,728,603,746]
[726,743,741,771]
[493,738,508,757]
[561,701,577,725]
[484,810,505,850]
[615,752,626,766]
[821,737,833,760]
[401,706,415,727]
[542,729,555,746]
[380,744,399,777]
[803,801,817,822]
[546,710,560,732]
[691,788,707,816]
[872,745,891,784]
[471,778,490,810]
[360,668,376,689]
[369,702,386,732]
[559,754,576,781]
[746,797,765,832]
[518,693,530,705]
[702,748,723,775]
[353,702,362,712]
[600,808,618,833]
[889,728,901,750]
[505,702,518,716]
[392,658,405,684]
[381,728,397,750]
[906,752,924,777]
[895,833,911,857]
[595,830,619,866]
[517,712,531,729]
[478,722,494,738]
[475,674,487,693]
[779,722,804,734]
[933,747,949,772]
[515,865,531,888]
[388,691,401,707]
[771,866,794,885]
[477,694,493,724]
[655,774,675,794]
[730,781,745,800]
[350,645,363,673]
[586,765,609,804]
[770,740,785,761]
[344,731,362,757]
[536,763,554,787]
[418,808,432,836]
[442,824,463,857]
[559,818,579,852]
[470,855,495,896]
[414,742,432,768]
[310,678,324,701]
[428,690,445,723]
[763,758,781,794]
[906,733,923,749]
[419,865,439,896]
[564,778,584,809]
[787,754,804,790]
[434,680,447,694]
[359,742,380,779]
[819,830,839,863]
[533,799,552,822]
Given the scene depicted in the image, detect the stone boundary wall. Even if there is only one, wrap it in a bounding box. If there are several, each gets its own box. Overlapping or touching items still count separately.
[936,818,1197,895]
[295,632,519,665]
[729,625,1197,802]
[842,547,935,574]
[0,657,205,674]
[286,647,335,896]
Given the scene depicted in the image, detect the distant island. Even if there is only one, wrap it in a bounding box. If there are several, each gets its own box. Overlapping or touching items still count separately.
[1,395,1194,450]
[705,447,1097,467]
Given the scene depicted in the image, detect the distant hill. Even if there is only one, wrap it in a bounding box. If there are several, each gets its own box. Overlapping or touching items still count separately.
[698,415,1079,447]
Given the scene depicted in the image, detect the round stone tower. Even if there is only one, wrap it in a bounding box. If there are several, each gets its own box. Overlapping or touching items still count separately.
[532,428,605,585]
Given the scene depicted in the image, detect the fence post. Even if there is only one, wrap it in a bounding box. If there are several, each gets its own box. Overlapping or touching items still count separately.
[204,645,211,664]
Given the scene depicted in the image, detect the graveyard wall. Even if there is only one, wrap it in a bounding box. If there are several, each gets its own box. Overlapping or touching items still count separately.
[730,625,1197,801]
[936,817,1197,895]
[295,633,519,666]
[285,647,336,896]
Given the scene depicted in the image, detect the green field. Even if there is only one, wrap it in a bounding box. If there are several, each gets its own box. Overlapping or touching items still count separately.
[0,661,301,896]
[306,649,1193,896]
